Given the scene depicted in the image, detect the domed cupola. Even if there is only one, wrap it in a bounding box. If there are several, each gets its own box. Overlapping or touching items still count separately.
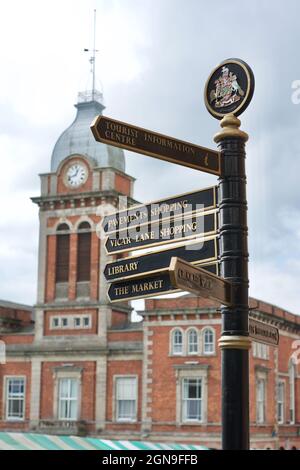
[50,90,126,173]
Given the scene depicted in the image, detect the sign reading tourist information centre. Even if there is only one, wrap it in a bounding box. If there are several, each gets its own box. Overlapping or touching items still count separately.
[92,59,275,450]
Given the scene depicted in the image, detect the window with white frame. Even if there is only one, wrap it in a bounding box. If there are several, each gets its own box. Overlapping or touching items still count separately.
[83,316,91,328]
[277,381,285,424]
[182,378,202,422]
[172,329,183,355]
[61,317,69,328]
[74,317,81,328]
[203,328,215,355]
[253,342,269,360]
[58,378,79,421]
[289,361,296,424]
[256,378,266,424]
[187,329,198,355]
[6,377,25,421]
[51,317,60,329]
[115,377,137,422]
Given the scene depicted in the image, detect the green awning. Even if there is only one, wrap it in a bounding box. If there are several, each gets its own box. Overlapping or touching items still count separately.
[0,432,209,451]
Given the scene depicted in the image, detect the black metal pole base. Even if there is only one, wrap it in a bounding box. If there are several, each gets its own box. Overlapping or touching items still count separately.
[214,114,250,450]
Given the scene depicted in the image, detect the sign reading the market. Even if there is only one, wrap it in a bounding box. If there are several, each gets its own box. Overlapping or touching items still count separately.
[249,318,279,347]
[105,211,217,254]
[102,186,217,234]
[91,116,221,175]
[169,257,233,307]
[107,262,219,303]
[104,237,218,282]
[204,58,255,119]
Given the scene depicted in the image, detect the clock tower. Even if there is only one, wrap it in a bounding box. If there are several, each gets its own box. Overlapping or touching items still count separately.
[31,87,136,363]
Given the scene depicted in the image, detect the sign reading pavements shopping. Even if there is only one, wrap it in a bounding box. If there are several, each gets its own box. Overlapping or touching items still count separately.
[105,211,217,254]
[102,186,217,234]
[107,263,219,303]
[249,318,279,346]
[91,116,221,175]
[169,257,233,307]
[104,238,218,282]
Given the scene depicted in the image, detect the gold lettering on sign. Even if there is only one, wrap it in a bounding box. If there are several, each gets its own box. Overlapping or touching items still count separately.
[108,262,139,276]
[104,121,139,147]
[132,280,164,293]
[178,268,213,292]
[114,286,129,296]
[143,132,195,155]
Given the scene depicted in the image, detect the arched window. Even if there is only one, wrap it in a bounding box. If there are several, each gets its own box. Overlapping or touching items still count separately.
[172,329,183,355]
[203,328,215,355]
[56,224,70,283]
[77,222,91,282]
[289,360,296,424]
[187,329,198,354]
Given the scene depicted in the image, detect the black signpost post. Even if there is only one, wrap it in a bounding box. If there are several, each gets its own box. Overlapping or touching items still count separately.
[205,59,255,450]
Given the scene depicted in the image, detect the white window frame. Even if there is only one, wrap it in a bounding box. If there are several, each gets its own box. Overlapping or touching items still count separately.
[5,376,26,421]
[182,378,203,423]
[53,369,82,421]
[61,317,69,329]
[187,328,199,355]
[277,380,285,424]
[114,375,138,423]
[73,316,82,329]
[289,361,296,424]
[57,377,79,421]
[171,328,184,356]
[51,317,61,329]
[175,368,208,425]
[202,328,215,355]
[82,315,91,329]
[256,377,266,424]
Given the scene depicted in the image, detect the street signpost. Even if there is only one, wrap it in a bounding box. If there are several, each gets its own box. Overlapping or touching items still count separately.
[105,210,217,254]
[91,115,221,175]
[91,57,256,450]
[108,262,219,303]
[205,58,255,450]
[249,318,279,346]
[102,186,217,234]
[169,257,233,307]
[104,237,217,282]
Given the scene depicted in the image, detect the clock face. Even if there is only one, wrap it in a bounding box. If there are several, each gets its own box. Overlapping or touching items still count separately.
[66,163,88,188]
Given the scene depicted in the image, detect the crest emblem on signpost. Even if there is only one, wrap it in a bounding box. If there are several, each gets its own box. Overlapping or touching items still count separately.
[204,59,255,119]
[210,66,245,109]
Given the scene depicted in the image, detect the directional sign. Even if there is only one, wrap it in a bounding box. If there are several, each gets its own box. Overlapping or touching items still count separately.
[169,257,233,307]
[249,318,279,346]
[91,116,221,176]
[105,211,217,255]
[104,238,218,282]
[103,186,217,234]
[107,262,219,303]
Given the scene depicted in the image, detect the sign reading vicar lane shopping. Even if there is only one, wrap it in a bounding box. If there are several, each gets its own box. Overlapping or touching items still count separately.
[105,210,217,254]
[91,116,221,175]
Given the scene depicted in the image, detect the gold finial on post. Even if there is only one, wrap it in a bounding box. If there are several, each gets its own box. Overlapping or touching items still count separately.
[214,113,249,144]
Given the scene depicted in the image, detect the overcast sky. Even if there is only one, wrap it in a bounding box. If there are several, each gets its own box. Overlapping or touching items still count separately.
[1,0,300,315]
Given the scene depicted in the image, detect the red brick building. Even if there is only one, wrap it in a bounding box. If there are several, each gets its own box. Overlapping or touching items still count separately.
[0,90,299,449]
